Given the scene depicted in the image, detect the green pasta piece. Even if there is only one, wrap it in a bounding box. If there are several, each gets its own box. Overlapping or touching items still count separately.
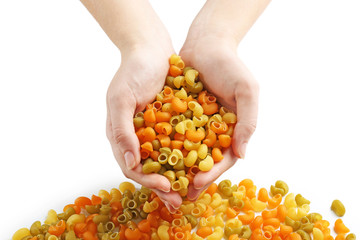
[296,230,311,240]
[131,209,140,219]
[127,199,137,209]
[271,180,289,196]
[21,236,33,240]
[105,221,115,232]
[140,186,152,196]
[117,214,129,224]
[97,222,105,233]
[306,213,322,223]
[346,233,356,240]
[86,204,100,214]
[124,208,133,220]
[239,225,252,239]
[295,194,310,206]
[165,76,175,88]
[39,224,49,234]
[151,139,161,151]
[331,199,346,217]
[133,117,144,128]
[139,210,148,219]
[158,153,168,165]
[65,231,76,240]
[142,161,162,174]
[183,109,193,119]
[123,189,134,199]
[184,215,198,229]
[36,234,45,240]
[93,214,110,224]
[100,204,112,215]
[285,216,301,231]
[30,221,41,236]
[138,193,148,203]
[229,197,244,209]
[301,223,314,233]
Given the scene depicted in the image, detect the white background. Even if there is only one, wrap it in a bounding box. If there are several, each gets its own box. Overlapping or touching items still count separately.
[1,0,359,239]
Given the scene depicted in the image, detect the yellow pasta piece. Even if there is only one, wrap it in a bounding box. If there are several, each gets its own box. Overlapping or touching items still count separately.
[313,227,324,240]
[175,121,186,135]
[174,88,188,100]
[210,193,222,208]
[66,214,85,231]
[180,203,195,215]
[119,181,135,193]
[199,155,214,171]
[12,228,31,240]
[284,193,297,209]
[197,143,208,159]
[157,225,170,240]
[250,197,267,212]
[184,69,199,86]
[44,209,58,225]
[173,76,185,88]
[196,193,212,205]
[184,150,198,167]
[184,139,201,151]
[207,226,224,240]
[225,218,243,229]
[193,115,209,127]
[215,213,225,228]
[188,101,204,118]
[191,232,205,240]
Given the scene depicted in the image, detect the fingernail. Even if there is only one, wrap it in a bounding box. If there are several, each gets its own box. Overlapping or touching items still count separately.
[164,202,176,213]
[194,184,203,190]
[239,143,247,159]
[159,185,170,193]
[124,151,135,170]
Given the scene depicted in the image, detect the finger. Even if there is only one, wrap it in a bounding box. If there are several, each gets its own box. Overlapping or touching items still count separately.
[193,149,238,190]
[187,183,211,201]
[107,81,141,170]
[153,189,182,213]
[233,80,259,159]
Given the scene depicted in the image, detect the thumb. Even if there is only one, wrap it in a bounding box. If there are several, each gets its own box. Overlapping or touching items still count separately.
[107,91,141,170]
[232,83,259,159]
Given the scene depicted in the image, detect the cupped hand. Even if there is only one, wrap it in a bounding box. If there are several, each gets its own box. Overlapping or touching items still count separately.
[180,38,259,200]
[106,44,182,211]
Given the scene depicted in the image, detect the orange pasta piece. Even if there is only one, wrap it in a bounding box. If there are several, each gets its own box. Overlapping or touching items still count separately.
[174,132,186,141]
[258,188,269,202]
[268,194,282,209]
[239,179,254,189]
[125,228,142,240]
[205,94,217,104]
[156,134,171,148]
[172,97,188,113]
[203,129,217,147]
[170,140,183,150]
[160,206,173,223]
[141,142,153,152]
[140,149,150,159]
[75,196,92,208]
[314,220,330,231]
[155,111,172,122]
[185,128,205,142]
[334,219,350,234]
[155,122,173,135]
[246,185,257,199]
[262,209,277,219]
[198,91,207,104]
[218,134,232,148]
[335,234,346,240]
[135,127,145,143]
[202,102,218,115]
[210,122,229,134]
[251,228,264,240]
[202,206,214,218]
[163,86,174,103]
[196,227,213,238]
[238,210,255,225]
[143,127,156,142]
[229,234,241,240]
[276,205,287,222]
[212,147,224,163]
[152,101,162,111]
[144,108,156,123]
[48,220,66,236]
[263,218,280,229]
[250,216,264,231]
[205,183,218,196]
[242,197,254,211]
[289,232,302,240]
[169,65,183,77]
[226,207,238,219]
[279,224,293,238]
[150,150,160,161]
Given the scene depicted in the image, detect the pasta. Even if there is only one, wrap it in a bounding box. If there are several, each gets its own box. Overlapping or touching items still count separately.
[331,199,346,217]
[13,178,355,240]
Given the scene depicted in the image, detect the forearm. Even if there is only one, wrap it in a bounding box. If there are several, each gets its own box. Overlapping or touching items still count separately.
[185,0,271,48]
[81,0,171,54]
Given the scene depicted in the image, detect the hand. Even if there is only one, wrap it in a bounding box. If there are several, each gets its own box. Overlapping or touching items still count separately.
[180,36,259,200]
[106,43,182,211]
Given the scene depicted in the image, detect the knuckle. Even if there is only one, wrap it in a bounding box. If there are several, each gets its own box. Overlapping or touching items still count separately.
[112,126,128,145]
[238,121,257,136]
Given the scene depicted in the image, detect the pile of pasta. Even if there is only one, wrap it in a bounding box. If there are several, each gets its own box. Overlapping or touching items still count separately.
[134,54,236,195]
[12,179,355,240]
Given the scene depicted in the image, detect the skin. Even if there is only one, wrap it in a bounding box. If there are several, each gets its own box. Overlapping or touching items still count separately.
[81,0,270,212]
